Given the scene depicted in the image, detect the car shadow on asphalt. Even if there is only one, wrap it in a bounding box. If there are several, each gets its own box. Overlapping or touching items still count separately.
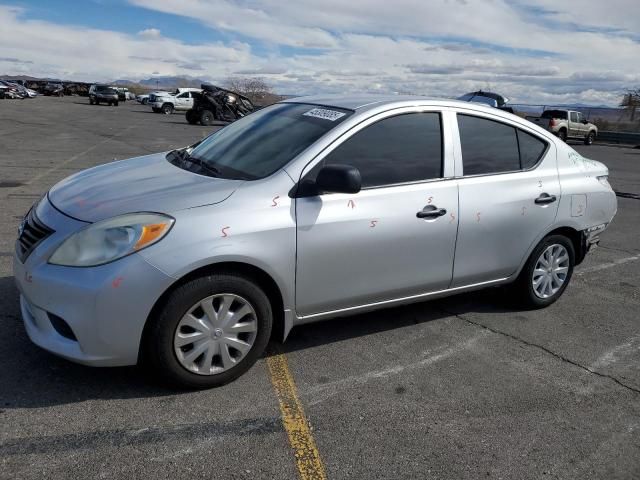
[0,275,516,408]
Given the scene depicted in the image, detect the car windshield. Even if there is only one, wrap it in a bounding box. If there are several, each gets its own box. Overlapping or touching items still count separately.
[183,103,353,180]
[541,110,568,119]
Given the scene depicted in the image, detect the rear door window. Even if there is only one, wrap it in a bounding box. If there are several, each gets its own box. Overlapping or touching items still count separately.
[458,115,520,175]
[458,114,548,174]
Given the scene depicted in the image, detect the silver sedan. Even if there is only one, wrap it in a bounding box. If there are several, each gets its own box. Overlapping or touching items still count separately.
[14,95,617,388]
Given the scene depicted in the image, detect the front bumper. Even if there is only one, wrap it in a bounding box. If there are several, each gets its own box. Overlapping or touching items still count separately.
[13,198,176,366]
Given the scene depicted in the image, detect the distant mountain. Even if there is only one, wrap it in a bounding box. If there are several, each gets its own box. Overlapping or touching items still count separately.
[113,76,207,89]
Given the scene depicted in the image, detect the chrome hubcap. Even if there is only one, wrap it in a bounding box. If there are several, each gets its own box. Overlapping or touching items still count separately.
[532,244,570,299]
[174,293,258,375]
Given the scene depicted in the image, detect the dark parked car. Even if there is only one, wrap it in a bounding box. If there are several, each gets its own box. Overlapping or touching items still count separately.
[186,84,255,126]
[89,85,120,106]
[43,83,64,97]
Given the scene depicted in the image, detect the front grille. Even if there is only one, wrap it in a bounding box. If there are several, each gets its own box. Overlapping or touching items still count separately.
[16,208,54,262]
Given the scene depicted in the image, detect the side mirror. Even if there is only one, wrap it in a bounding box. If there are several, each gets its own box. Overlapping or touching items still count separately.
[582,119,589,124]
[315,164,362,195]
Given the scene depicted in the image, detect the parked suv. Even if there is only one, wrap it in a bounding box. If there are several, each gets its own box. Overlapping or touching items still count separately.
[526,109,598,145]
[151,88,201,114]
[88,85,119,106]
[14,96,617,388]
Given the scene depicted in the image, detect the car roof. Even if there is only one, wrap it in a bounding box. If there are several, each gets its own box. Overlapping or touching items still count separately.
[282,94,504,113]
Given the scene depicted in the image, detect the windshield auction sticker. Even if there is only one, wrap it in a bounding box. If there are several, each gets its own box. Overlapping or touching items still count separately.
[303,108,346,121]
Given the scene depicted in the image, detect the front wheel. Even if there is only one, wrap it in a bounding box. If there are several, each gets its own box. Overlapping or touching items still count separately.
[199,109,214,126]
[186,109,198,124]
[114,101,119,106]
[143,273,273,389]
[584,131,595,145]
[513,235,575,309]
[162,103,174,115]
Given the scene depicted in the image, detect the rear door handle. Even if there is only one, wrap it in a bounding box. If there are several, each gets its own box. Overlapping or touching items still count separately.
[417,205,447,219]
[535,193,557,205]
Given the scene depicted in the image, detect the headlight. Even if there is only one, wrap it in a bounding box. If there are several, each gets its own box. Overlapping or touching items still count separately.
[49,213,174,267]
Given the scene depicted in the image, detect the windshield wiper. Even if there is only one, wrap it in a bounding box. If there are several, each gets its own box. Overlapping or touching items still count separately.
[186,156,221,177]
[169,149,221,177]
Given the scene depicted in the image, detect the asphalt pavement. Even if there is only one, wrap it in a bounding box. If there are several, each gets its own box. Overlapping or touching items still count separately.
[0,96,638,479]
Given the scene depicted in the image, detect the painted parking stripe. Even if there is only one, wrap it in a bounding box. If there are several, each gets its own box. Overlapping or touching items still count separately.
[266,349,327,480]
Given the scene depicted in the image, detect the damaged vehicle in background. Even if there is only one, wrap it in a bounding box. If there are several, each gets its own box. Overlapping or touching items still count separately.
[186,84,255,126]
[458,90,515,113]
[43,82,64,97]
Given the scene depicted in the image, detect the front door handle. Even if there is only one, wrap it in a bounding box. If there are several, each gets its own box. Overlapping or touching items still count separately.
[535,193,557,205]
[417,205,447,219]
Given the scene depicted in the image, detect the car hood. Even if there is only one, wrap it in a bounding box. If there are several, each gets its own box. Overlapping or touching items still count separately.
[48,152,241,222]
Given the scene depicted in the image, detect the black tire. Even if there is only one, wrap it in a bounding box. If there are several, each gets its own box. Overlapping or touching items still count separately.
[89,98,94,105]
[584,131,595,145]
[142,98,148,105]
[95,99,99,105]
[162,103,174,115]
[199,109,214,126]
[513,234,575,309]
[558,129,567,142]
[114,101,119,106]
[142,273,273,389]
[186,110,198,125]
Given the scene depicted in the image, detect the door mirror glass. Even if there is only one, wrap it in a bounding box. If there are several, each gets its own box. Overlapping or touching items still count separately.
[314,164,361,195]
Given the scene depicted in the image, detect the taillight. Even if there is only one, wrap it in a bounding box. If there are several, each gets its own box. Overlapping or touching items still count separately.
[549,119,557,127]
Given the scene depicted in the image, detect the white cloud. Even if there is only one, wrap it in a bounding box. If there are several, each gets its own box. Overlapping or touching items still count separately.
[137,27,161,38]
[0,1,639,105]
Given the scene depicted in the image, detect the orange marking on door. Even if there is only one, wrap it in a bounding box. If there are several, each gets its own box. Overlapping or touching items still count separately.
[112,277,123,288]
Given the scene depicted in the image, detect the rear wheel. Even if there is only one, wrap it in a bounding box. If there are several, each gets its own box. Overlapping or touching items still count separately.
[584,131,595,145]
[89,98,94,105]
[142,98,148,105]
[114,101,119,107]
[513,235,575,308]
[199,109,214,126]
[143,273,273,389]
[162,103,174,115]
[557,129,567,142]
[95,99,100,105]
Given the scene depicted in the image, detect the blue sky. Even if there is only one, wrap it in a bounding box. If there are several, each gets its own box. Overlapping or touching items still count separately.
[1,0,638,105]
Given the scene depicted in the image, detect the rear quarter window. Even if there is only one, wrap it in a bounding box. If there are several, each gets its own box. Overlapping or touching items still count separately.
[517,130,547,169]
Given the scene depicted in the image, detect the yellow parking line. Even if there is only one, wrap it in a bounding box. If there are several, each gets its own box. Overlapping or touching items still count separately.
[266,349,327,480]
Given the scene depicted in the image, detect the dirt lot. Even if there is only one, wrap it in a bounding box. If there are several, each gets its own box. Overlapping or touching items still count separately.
[1,96,639,479]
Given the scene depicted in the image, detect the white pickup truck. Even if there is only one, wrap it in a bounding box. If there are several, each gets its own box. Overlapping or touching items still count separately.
[151,88,202,114]
[526,109,598,145]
